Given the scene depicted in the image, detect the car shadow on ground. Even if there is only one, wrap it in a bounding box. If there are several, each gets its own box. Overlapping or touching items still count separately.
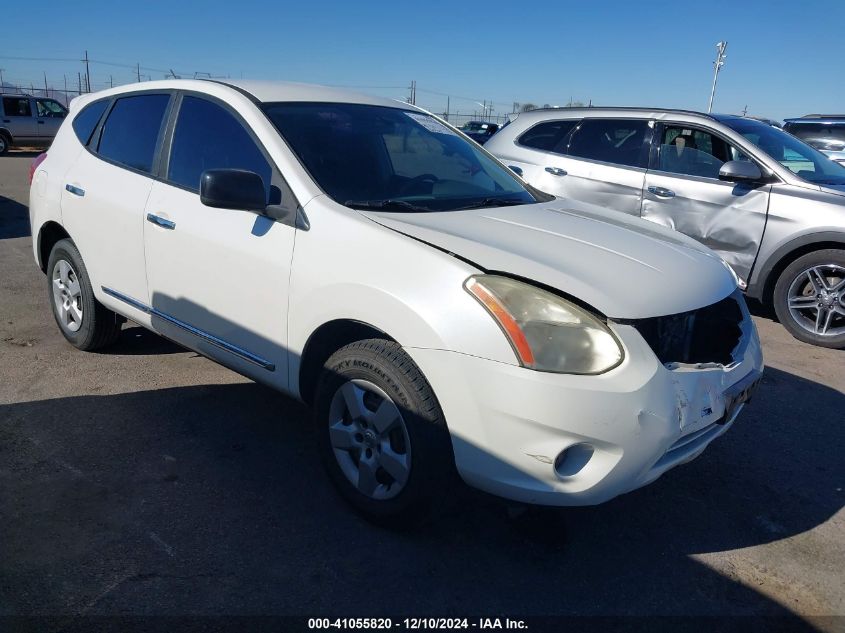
[1,363,841,630]
[0,194,30,240]
[99,325,187,356]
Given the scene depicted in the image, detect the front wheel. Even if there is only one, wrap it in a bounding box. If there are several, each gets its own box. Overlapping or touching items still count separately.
[314,339,454,525]
[773,249,845,349]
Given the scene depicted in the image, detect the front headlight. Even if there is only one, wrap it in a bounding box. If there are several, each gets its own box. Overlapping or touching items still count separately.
[465,275,623,374]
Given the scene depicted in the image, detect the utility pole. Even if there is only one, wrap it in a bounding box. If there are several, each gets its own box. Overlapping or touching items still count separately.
[83,50,91,93]
[445,96,450,121]
[707,41,727,114]
[44,72,49,97]
[407,80,416,105]
[0,68,5,89]
[77,72,82,96]
[63,75,68,104]
[136,63,141,83]
[109,75,114,88]
[742,104,748,116]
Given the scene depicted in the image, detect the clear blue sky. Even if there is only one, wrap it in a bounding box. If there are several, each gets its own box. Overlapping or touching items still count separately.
[3,0,842,121]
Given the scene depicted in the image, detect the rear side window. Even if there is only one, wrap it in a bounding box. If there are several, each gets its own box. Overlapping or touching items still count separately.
[2,97,32,117]
[167,96,272,195]
[72,100,109,145]
[517,120,578,152]
[567,119,650,167]
[97,94,170,173]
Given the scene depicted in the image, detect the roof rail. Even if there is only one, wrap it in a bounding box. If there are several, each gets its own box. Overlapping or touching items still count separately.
[520,105,717,120]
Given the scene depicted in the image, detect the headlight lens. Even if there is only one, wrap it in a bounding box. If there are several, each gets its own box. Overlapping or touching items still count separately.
[465,275,623,374]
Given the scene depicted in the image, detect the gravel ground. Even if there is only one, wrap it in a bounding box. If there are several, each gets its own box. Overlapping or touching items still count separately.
[1,152,843,630]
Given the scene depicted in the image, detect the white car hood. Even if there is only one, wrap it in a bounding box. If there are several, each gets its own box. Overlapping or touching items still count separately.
[361,200,737,319]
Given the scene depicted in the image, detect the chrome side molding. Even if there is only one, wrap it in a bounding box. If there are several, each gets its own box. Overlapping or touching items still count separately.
[101,287,275,371]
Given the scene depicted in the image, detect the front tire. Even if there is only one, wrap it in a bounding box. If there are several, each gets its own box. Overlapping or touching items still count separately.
[314,339,453,525]
[773,249,845,349]
[47,239,123,351]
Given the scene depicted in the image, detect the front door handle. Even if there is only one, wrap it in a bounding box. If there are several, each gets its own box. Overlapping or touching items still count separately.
[65,184,85,197]
[647,186,676,198]
[37,120,46,124]
[146,213,175,230]
[545,167,567,176]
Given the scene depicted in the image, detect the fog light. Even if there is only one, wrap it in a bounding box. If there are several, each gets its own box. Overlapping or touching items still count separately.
[554,443,594,477]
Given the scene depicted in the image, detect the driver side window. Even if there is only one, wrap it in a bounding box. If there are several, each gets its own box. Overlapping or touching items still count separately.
[658,125,750,179]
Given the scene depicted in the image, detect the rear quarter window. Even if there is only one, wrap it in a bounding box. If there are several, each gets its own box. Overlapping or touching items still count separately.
[517,120,578,152]
[72,100,110,146]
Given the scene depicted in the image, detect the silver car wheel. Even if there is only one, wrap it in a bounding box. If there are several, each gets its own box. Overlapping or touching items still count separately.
[52,259,84,333]
[787,264,845,337]
[0,136,7,153]
[328,379,412,501]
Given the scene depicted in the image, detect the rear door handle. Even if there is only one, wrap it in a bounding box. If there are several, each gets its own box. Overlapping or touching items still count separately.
[65,184,85,197]
[146,213,175,230]
[647,186,676,198]
[37,120,45,124]
[545,167,567,176]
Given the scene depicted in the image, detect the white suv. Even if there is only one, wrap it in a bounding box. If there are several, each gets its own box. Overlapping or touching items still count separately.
[29,80,763,523]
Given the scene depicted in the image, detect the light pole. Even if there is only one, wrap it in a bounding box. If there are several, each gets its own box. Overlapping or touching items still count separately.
[707,41,727,114]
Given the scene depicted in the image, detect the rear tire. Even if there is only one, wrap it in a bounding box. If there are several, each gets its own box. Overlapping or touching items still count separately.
[0,133,10,155]
[772,249,845,349]
[314,339,454,525]
[47,239,123,351]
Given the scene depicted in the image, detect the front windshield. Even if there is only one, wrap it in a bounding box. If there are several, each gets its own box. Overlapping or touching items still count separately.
[723,117,845,186]
[263,103,541,211]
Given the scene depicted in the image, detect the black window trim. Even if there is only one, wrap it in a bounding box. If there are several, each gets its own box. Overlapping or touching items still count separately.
[78,88,302,228]
[563,117,654,171]
[158,90,301,228]
[84,89,176,179]
[648,120,778,185]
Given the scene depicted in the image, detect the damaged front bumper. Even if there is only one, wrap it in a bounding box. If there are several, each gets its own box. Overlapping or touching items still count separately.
[405,296,764,506]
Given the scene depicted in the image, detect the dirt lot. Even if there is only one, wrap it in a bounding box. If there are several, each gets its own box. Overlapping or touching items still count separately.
[1,152,843,629]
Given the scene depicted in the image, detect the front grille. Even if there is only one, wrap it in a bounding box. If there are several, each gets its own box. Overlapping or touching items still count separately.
[626,292,745,366]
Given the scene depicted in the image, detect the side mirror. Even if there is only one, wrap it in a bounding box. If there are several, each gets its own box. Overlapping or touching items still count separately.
[719,160,763,183]
[508,165,524,177]
[200,169,267,211]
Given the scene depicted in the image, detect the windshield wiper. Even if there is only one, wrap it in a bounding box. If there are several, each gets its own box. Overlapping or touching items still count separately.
[344,199,432,213]
[453,197,529,210]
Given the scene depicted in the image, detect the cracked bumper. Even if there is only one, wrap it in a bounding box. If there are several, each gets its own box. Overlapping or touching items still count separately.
[406,318,763,506]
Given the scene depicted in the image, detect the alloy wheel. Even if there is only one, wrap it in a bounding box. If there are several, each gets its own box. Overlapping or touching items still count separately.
[786,264,845,337]
[52,259,84,333]
[328,379,412,500]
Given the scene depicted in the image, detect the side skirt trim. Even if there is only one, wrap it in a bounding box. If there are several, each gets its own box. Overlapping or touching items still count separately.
[101,286,276,371]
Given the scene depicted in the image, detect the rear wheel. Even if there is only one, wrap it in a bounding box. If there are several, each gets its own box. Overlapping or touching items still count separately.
[47,239,123,350]
[314,339,453,525]
[0,134,10,155]
[773,249,845,349]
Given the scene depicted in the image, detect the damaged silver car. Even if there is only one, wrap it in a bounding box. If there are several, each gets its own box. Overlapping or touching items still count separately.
[486,108,845,348]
